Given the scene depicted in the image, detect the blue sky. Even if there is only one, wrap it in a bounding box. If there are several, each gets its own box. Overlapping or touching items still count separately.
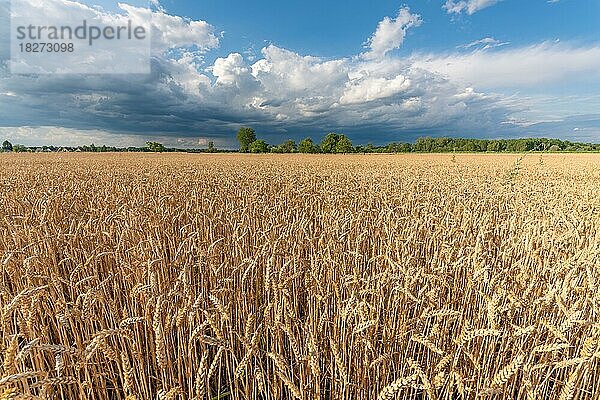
[172,0,598,59]
[1,0,600,147]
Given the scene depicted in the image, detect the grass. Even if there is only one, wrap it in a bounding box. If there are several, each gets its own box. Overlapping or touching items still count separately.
[0,153,599,399]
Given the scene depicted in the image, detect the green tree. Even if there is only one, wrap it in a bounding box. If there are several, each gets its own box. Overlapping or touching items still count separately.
[486,140,503,152]
[207,141,216,153]
[386,142,411,153]
[278,139,297,153]
[434,137,451,151]
[414,137,434,152]
[249,139,269,153]
[237,127,256,153]
[298,138,318,153]
[319,133,354,154]
[146,141,166,152]
[335,136,354,153]
[320,133,341,153]
[462,141,477,152]
[12,144,28,153]
[2,140,12,152]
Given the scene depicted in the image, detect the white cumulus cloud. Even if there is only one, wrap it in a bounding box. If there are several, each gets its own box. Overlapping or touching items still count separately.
[118,3,219,53]
[363,7,422,60]
[1,1,599,146]
[340,75,411,105]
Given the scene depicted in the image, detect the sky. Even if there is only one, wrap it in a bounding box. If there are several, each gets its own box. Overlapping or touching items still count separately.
[1,0,600,148]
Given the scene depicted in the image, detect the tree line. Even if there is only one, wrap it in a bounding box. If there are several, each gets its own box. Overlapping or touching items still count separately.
[236,128,600,154]
[0,141,227,154]
[2,133,600,154]
[236,128,355,154]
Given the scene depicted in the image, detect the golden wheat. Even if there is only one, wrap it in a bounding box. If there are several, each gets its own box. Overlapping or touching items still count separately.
[0,153,599,399]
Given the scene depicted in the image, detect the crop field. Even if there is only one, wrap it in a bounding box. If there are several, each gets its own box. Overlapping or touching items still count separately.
[0,153,599,400]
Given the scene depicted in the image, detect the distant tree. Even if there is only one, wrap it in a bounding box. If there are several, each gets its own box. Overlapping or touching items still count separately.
[146,141,166,152]
[399,143,412,153]
[486,140,503,152]
[414,137,434,152]
[316,133,354,153]
[237,127,256,153]
[320,133,353,154]
[462,141,477,152]
[2,140,12,152]
[272,139,297,153]
[298,138,318,153]
[335,136,354,153]
[547,139,564,150]
[280,139,297,153]
[12,144,28,153]
[507,139,529,152]
[207,141,216,153]
[320,133,341,154]
[434,137,450,151]
[548,144,561,152]
[386,142,411,153]
[249,139,269,153]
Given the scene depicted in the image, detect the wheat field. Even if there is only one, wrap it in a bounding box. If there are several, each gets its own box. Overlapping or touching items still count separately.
[0,153,599,399]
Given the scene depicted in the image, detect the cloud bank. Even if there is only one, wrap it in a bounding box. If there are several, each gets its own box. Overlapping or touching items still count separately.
[0,0,599,147]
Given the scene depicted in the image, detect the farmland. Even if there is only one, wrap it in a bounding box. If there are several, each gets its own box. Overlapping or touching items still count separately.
[0,153,599,399]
